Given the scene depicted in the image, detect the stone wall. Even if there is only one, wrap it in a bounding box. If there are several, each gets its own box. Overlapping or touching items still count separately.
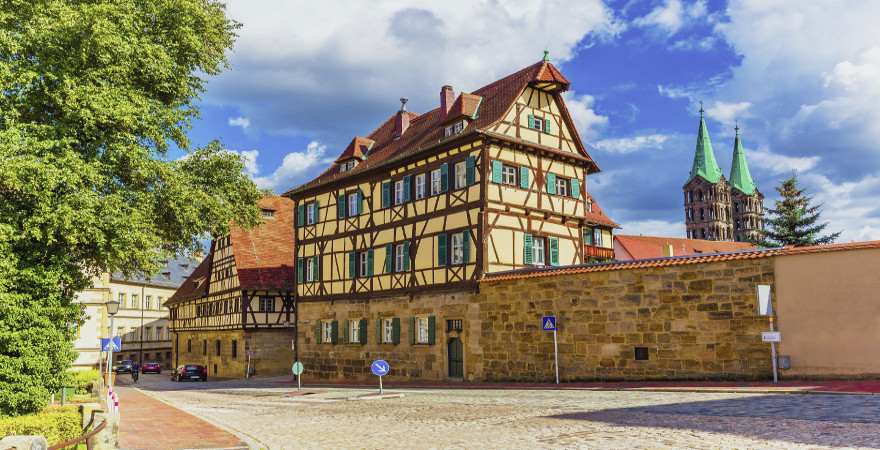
[478,258,775,381]
[172,328,295,378]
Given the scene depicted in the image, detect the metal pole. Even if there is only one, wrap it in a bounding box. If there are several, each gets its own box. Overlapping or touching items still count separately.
[107,316,115,387]
[139,283,145,368]
[553,329,559,385]
[297,374,301,391]
[379,375,383,395]
[769,316,779,384]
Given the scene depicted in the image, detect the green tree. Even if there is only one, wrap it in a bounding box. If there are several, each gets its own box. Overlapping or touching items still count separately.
[0,0,261,415]
[758,175,841,247]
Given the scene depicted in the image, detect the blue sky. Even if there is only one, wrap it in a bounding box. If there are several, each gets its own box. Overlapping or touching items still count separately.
[181,0,880,241]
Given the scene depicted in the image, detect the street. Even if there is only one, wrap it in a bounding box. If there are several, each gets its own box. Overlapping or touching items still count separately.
[125,373,880,449]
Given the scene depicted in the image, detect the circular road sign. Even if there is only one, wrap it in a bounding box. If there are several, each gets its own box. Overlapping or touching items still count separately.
[292,361,304,376]
[370,359,390,377]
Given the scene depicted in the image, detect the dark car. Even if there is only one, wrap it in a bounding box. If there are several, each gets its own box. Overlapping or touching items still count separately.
[142,362,162,374]
[114,360,134,374]
[172,364,208,382]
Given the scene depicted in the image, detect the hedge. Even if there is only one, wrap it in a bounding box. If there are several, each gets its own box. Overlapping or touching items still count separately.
[0,406,81,445]
[68,370,100,395]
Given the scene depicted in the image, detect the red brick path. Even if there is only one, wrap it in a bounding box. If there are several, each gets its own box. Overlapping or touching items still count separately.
[116,387,246,450]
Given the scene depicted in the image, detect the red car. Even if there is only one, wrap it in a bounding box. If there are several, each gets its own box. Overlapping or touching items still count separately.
[172,364,208,382]
[141,362,162,374]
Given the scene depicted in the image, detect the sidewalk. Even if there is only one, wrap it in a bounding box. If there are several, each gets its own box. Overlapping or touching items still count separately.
[271,377,880,395]
[115,386,247,450]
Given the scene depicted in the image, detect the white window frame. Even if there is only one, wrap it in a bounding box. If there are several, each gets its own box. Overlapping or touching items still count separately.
[321,321,333,343]
[259,296,274,312]
[348,192,359,216]
[261,209,274,219]
[382,318,394,344]
[306,203,316,225]
[593,229,603,247]
[359,252,368,277]
[416,317,430,344]
[132,294,140,310]
[451,233,464,265]
[454,160,467,190]
[306,258,315,282]
[501,165,517,185]
[415,173,426,199]
[532,116,544,132]
[533,237,546,266]
[430,169,441,195]
[395,244,405,272]
[145,295,152,310]
[394,180,405,205]
[556,178,568,196]
[349,320,360,344]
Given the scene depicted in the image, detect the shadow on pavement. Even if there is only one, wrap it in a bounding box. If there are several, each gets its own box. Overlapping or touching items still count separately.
[547,394,880,448]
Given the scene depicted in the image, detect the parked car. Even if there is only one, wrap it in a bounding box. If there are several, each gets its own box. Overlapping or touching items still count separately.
[141,362,162,374]
[172,364,208,382]
[114,360,134,374]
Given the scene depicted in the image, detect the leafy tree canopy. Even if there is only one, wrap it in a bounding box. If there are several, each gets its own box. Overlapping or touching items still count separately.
[0,0,261,415]
[758,175,841,247]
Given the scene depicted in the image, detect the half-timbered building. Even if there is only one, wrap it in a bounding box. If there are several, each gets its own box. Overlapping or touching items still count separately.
[165,196,296,378]
[286,55,618,381]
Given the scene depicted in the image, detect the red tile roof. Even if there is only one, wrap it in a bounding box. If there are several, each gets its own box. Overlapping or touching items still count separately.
[584,192,619,228]
[483,240,880,283]
[166,196,295,304]
[335,136,375,163]
[443,93,483,123]
[614,235,755,260]
[285,59,598,196]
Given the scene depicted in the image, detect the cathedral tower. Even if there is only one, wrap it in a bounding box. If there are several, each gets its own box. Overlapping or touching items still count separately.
[683,107,733,241]
[729,125,764,242]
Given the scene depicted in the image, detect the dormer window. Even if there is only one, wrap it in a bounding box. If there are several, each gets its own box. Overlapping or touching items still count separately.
[339,160,357,172]
[444,120,466,138]
[261,209,275,219]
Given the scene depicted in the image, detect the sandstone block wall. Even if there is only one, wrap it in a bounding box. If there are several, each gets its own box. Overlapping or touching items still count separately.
[172,328,295,378]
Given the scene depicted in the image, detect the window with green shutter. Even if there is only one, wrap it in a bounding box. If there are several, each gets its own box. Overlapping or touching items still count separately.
[544,118,552,134]
[403,175,412,202]
[403,241,411,271]
[366,249,374,276]
[385,244,393,273]
[466,156,476,185]
[440,163,448,192]
[330,320,338,344]
[359,319,368,344]
[296,204,305,227]
[337,192,346,219]
[392,317,401,344]
[461,231,470,263]
[549,237,559,266]
[546,173,557,194]
[520,167,530,189]
[314,321,322,344]
[342,319,350,343]
[570,178,580,199]
[527,114,535,129]
[409,317,416,345]
[357,189,365,215]
[523,233,534,265]
[491,160,502,183]
[382,181,391,208]
[348,251,357,279]
[437,233,447,266]
[296,258,304,283]
[583,227,594,245]
[428,316,436,345]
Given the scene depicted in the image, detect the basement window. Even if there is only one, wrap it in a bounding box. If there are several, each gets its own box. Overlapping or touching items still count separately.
[261,209,275,219]
[634,347,649,361]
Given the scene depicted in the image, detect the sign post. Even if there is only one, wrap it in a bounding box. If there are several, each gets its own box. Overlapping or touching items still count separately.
[292,361,304,391]
[757,285,779,383]
[370,359,390,394]
[542,316,559,384]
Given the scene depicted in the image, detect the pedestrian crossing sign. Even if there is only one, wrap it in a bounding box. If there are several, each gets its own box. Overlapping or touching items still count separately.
[542,316,557,331]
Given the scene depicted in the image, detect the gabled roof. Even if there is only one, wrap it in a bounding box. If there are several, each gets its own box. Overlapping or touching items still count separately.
[584,192,619,228]
[443,93,483,123]
[689,111,723,184]
[285,58,596,196]
[728,129,757,195]
[111,254,199,289]
[613,234,755,261]
[166,196,295,305]
[335,136,375,163]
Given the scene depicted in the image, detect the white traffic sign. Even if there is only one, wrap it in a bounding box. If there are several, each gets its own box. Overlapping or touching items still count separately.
[762,331,781,343]
[757,285,772,316]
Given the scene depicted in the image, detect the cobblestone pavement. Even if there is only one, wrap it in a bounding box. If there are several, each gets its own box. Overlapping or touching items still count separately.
[136,375,880,449]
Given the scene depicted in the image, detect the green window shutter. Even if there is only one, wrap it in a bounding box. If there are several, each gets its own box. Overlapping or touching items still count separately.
[382,181,391,208]
[342,319,350,344]
[385,243,393,273]
[296,258,304,283]
[491,160,502,183]
[544,118,552,134]
[546,173,557,194]
[357,189,364,215]
[367,249,374,276]
[527,114,535,129]
[409,317,416,345]
[330,320,338,344]
[428,316,436,345]
[392,318,401,344]
[337,192,346,219]
[403,175,412,202]
[520,167,530,189]
[437,233,447,267]
[584,227,594,245]
[466,156,476,185]
[461,231,470,263]
[440,163,448,192]
[359,319,368,344]
[376,318,383,344]
[315,321,322,344]
[403,241,411,271]
[524,233,534,265]
[312,255,319,281]
[348,251,357,279]
[550,237,559,266]
[296,204,305,227]
[570,178,580,199]
[313,200,320,221]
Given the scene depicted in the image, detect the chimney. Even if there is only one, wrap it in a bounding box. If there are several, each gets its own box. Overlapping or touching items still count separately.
[440,85,455,121]
[662,243,675,257]
[393,98,409,138]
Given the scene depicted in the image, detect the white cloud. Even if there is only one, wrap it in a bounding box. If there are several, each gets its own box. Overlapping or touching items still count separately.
[227,116,251,130]
[798,173,880,242]
[657,84,693,100]
[670,36,716,52]
[619,219,686,238]
[252,141,327,192]
[210,1,621,142]
[562,92,608,140]
[235,149,260,177]
[594,134,671,154]
[705,101,751,130]
[634,0,707,35]
[748,147,820,175]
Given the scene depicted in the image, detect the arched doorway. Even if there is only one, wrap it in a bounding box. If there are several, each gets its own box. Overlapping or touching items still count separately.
[447,338,463,379]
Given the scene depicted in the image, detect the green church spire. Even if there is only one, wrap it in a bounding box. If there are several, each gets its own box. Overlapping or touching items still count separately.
[729,124,757,195]
[689,104,723,184]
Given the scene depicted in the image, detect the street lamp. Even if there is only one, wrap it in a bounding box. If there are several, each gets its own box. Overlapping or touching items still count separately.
[106,299,120,387]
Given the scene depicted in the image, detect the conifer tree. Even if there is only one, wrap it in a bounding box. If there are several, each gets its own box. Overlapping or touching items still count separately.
[758,176,841,247]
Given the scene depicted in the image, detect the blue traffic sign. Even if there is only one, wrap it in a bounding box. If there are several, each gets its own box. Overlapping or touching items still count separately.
[371,359,390,377]
[542,316,557,331]
[100,337,122,352]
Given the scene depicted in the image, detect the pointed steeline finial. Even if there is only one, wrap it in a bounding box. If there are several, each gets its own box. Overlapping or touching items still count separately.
[699,101,704,117]
[735,120,740,136]
[543,49,550,62]
[399,97,408,112]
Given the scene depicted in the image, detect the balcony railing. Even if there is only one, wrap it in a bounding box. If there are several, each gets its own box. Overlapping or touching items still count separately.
[584,244,615,261]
